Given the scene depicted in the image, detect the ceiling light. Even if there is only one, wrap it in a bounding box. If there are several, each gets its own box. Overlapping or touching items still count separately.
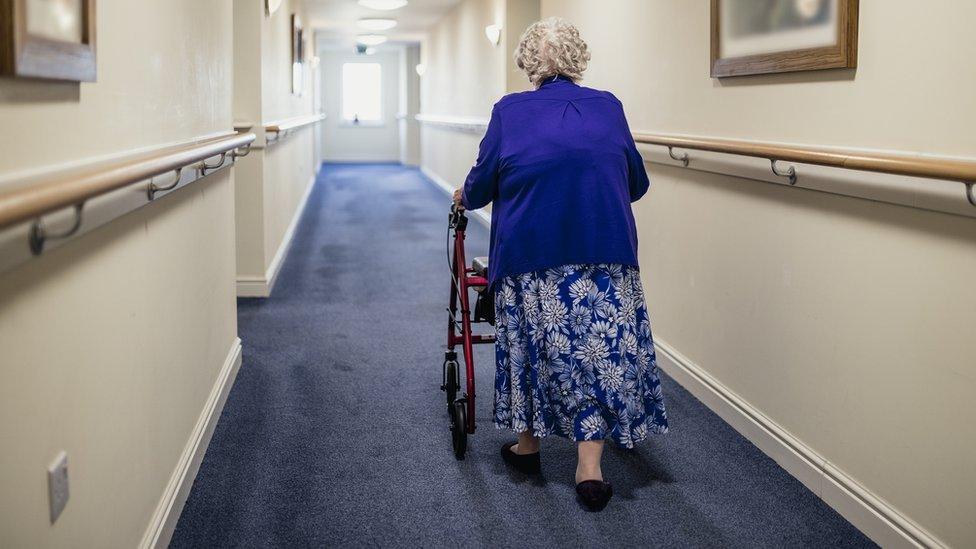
[358,18,398,31]
[358,0,408,10]
[357,34,388,46]
[484,24,502,46]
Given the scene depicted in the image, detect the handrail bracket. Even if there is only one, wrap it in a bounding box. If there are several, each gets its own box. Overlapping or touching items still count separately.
[147,168,183,201]
[198,153,228,176]
[29,203,84,256]
[771,159,798,186]
[966,182,976,208]
[668,146,690,167]
[231,143,252,159]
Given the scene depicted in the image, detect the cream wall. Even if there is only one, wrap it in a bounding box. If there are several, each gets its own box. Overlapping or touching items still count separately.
[0,5,229,170]
[0,1,238,547]
[233,0,319,296]
[234,2,268,279]
[503,0,539,95]
[419,0,505,189]
[261,0,315,122]
[263,130,316,261]
[535,1,973,547]
[423,0,507,118]
[399,45,422,166]
[419,0,538,189]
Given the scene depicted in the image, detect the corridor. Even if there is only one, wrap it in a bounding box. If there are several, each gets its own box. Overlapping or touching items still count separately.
[170,165,870,547]
[2,1,975,548]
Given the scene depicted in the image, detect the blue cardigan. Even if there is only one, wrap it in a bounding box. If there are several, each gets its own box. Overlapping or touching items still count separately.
[461,75,650,288]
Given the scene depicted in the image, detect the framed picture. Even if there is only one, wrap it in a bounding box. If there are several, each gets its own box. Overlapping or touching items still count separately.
[0,0,97,81]
[711,0,858,78]
[291,13,304,95]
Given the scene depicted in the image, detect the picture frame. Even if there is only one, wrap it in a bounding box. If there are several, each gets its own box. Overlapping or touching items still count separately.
[291,13,304,95]
[0,0,97,82]
[710,0,858,78]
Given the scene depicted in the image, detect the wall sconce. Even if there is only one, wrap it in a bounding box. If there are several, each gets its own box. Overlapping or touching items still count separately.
[265,0,283,17]
[484,24,502,46]
[415,64,426,76]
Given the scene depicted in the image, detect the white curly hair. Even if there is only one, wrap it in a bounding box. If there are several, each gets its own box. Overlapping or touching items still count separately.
[514,17,591,88]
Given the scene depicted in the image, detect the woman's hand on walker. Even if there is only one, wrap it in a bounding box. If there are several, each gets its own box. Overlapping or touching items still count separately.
[453,188,465,209]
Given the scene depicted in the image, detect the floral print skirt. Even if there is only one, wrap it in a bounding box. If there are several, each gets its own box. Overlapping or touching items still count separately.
[493,263,668,448]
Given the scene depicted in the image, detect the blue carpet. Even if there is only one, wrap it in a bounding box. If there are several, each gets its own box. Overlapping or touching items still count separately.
[170,163,876,548]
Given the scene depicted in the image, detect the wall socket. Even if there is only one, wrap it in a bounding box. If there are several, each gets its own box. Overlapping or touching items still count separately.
[47,451,69,523]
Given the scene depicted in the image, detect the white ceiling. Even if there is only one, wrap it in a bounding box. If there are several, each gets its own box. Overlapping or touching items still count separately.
[307,0,461,48]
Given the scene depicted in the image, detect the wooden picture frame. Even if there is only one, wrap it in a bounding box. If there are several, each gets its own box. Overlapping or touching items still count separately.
[291,13,304,95]
[711,0,857,78]
[0,0,97,82]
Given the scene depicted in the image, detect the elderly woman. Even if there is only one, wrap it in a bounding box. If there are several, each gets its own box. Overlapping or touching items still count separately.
[452,17,668,511]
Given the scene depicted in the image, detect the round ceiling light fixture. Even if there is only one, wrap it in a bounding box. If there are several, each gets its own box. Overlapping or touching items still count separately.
[358,18,398,31]
[357,34,389,46]
[358,0,408,10]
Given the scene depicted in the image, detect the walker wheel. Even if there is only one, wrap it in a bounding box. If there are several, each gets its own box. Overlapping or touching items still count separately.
[444,360,460,408]
[450,400,468,460]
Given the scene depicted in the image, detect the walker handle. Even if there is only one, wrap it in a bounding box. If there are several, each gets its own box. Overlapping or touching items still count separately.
[449,202,468,229]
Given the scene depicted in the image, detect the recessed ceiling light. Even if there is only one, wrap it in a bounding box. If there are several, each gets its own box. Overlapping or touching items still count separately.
[357,34,389,46]
[358,18,398,31]
[358,0,408,10]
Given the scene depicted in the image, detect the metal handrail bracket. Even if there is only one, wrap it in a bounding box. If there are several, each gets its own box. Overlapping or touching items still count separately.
[770,159,798,186]
[29,203,84,255]
[147,168,183,201]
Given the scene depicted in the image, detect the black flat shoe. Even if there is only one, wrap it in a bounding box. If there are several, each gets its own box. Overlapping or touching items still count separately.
[576,480,613,512]
[500,441,541,474]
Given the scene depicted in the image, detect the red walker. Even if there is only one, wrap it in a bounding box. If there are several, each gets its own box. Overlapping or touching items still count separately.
[442,204,495,460]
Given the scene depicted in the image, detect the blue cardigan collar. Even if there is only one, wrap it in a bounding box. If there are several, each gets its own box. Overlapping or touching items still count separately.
[539,74,576,88]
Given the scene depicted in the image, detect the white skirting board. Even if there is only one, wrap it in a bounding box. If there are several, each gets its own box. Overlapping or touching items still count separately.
[236,173,317,298]
[138,337,244,549]
[653,338,943,549]
[422,162,943,547]
[420,165,491,227]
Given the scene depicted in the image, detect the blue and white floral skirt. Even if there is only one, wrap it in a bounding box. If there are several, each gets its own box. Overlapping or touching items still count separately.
[493,263,668,448]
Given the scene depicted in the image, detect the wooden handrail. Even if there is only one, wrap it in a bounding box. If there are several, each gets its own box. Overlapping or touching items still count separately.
[632,133,976,185]
[411,114,976,184]
[0,132,256,231]
[411,113,976,207]
[265,113,326,134]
